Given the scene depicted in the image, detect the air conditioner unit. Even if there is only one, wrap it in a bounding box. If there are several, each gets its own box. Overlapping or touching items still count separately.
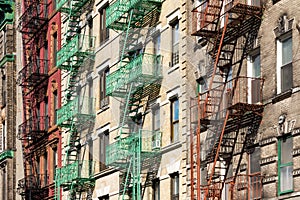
[152,139,161,150]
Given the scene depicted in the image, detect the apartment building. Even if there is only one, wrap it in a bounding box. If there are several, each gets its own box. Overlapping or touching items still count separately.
[188,0,300,199]
[0,1,17,200]
[17,0,62,199]
[52,0,199,199]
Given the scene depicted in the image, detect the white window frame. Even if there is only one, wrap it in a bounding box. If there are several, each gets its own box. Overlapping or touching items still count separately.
[276,33,292,94]
[247,51,261,104]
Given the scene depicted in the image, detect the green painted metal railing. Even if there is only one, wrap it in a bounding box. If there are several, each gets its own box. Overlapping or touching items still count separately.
[56,34,95,69]
[106,130,161,168]
[106,53,162,96]
[0,150,14,162]
[106,0,161,30]
[55,160,97,186]
[56,0,91,12]
[56,96,95,126]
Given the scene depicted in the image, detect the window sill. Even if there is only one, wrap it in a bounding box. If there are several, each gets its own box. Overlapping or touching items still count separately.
[272,89,292,104]
[278,190,294,198]
[168,64,180,74]
[97,105,109,115]
[161,141,182,154]
[92,167,117,179]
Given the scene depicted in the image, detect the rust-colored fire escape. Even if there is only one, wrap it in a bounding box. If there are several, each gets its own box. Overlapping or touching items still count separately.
[17,0,49,199]
[190,0,264,199]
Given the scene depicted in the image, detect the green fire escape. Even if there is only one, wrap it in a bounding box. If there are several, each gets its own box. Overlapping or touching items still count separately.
[105,0,162,199]
[54,0,95,199]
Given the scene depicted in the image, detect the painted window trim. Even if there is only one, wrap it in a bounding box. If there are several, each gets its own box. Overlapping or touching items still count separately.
[276,32,292,94]
[278,136,293,195]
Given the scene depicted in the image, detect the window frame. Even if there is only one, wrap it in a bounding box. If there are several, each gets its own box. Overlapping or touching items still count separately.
[248,146,262,200]
[99,130,109,171]
[99,67,109,109]
[153,33,161,56]
[170,172,179,200]
[278,136,293,195]
[88,138,94,175]
[171,20,179,67]
[247,50,261,104]
[52,147,57,183]
[152,105,160,132]
[99,4,109,45]
[276,33,293,94]
[152,178,160,200]
[170,97,179,143]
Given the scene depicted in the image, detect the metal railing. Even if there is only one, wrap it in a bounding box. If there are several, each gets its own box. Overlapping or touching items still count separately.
[56,96,95,126]
[18,59,49,87]
[56,34,95,68]
[55,160,97,185]
[18,2,48,34]
[106,53,162,96]
[18,116,49,140]
[199,76,264,120]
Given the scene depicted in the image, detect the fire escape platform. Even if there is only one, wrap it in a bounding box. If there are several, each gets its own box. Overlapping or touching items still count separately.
[191,2,262,40]
[106,53,162,97]
[56,0,91,13]
[56,34,95,70]
[56,96,95,127]
[106,0,162,30]
[18,59,49,88]
[18,3,48,34]
[106,130,162,169]
[55,160,96,188]
[18,116,49,144]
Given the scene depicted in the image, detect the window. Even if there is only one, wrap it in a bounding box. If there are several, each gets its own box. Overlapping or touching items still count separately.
[171,98,179,142]
[99,68,109,108]
[170,173,179,200]
[248,53,261,103]
[99,5,109,45]
[154,33,161,55]
[152,179,160,200]
[88,139,93,175]
[53,91,58,125]
[249,146,262,199]
[53,148,57,183]
[277,36,293,93]
[278,136,293,195]
[44,152,48,182]
[44,99,49,130]
[88,17,94,48]
[99,130,109,170]
[171,21,179,66]
[2,73,6,106]
[251,54,261,78]
[37,156,40,175]
[152,105,160,132]
[88,78,93,113]
[44,42,48,74]
[53,33,57,67]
